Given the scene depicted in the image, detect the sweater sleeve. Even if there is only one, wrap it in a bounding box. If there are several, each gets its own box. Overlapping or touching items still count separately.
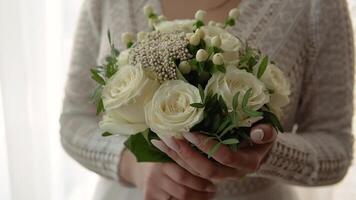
[59,0,129,182]
[255,0,354,186]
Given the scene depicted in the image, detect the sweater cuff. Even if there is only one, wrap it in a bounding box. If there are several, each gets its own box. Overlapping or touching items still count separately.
[252,133,319,183]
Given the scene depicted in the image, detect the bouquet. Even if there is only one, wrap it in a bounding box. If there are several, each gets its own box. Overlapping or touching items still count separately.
[90,6,290,162]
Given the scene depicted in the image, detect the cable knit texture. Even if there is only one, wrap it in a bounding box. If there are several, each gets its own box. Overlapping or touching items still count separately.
[60,0,354,198]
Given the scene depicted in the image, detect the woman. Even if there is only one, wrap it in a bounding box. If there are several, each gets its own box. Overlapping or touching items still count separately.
[60,0,354,199]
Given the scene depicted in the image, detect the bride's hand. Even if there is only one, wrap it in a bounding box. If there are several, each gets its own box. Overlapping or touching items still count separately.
[152,124,277,181]
[119,150,216,200]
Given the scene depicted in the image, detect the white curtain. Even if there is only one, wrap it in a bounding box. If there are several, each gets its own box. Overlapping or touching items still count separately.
[0,0,98,200]
[0,0,355,200]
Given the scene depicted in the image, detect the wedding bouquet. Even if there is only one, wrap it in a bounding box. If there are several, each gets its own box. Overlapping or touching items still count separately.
[90,6,290,162]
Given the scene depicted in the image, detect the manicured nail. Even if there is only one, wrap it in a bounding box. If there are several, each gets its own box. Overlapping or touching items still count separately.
[183,132,199,144]
[251,128,264,142]
[162,137,180,152]
[151,140,167,152]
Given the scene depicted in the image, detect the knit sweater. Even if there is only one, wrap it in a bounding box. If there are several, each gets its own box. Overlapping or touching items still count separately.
[60,0,355,198]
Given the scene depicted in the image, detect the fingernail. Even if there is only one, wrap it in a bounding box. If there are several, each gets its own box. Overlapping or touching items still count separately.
[183,132,199,144]
[151,140,167,152]
[163,137,180,152]
[206,184,217,192]
[251,128,264,142]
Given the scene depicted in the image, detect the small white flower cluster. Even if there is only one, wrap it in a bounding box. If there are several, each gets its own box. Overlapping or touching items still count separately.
[93,5,290,151]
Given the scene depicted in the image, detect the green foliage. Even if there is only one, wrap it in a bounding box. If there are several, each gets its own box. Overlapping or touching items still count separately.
[102,132,113,137]
[208,142,221,158]
[224,18,235,27]
[257,56,269,79]
[261,111,284,133]
[190,103,205,108]
[124,130,172,162]
[90,30,120,115]
[221,138,239,145]
[193,20,204,29]
[90,68,106,85]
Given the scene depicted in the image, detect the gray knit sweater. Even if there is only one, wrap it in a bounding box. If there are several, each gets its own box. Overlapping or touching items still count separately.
[60,0,354,197]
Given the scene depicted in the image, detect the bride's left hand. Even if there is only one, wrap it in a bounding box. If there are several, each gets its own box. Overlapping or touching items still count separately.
[151,124,277,181]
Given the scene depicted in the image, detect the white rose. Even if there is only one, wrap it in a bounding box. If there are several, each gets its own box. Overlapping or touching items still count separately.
[145,80,204,138]
[100,64,159,135]
[99,108,148,135]
[254,63,290,116]
[155,20,195,33]
[118,49,130,66]
[201,26,242,65]
[201,26,242,52]
[205,66,269,126]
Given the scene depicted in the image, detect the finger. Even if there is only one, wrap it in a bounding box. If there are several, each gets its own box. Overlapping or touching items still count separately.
[250,124,277,144]
[143,182,171,200]
[183,132,262,172]
[147,190,171,200]
[162,163,216,192]
[161,175,214,200]
[151,139,200,176]
[168,137,243,180]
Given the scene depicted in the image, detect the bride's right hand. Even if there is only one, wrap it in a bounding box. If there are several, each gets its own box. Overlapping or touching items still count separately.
[119,150,216,200]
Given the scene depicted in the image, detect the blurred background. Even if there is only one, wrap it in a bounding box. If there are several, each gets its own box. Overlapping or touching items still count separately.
[0,0,355,199]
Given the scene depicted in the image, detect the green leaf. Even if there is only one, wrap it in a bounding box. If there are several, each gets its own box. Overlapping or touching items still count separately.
[215,64,226,73]
[220,123,236,138]
[257,56,269,79]
[198,84,205,102]
[228,111,239,126]
[90,85,103,103]
[242,88,252,108]
[190,103,205,108]
[90,69,106,85]
[243,107,263,117]
[176,68,189,83]
[107,30,112,46]
[224,18,235,27]
[141,128,150,142]
[218,96,228,113]
[208,142,221,158]
[102,132,113,137]
[196,62,204,74]
[232,92,240,112]
[263,111,284,132]
[221,138,239,145]
[194,20,204,29]
[124,131,172,162]
[96,98,105,115]
[148,13,158,19]
[127,42,134,48]
[268,89,274,94]
[216,117,231,134]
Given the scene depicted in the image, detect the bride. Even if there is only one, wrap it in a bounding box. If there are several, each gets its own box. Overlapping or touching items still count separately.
[60,0,354,199]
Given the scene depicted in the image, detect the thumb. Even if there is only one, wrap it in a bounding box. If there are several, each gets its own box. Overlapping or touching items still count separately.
[250,124,277,144]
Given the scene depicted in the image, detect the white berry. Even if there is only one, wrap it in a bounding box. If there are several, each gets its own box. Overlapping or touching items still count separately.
[195,28,205,39]
[228,8,239,19]
[178,61,191,74]
[195,10,207,21]
[211,36,222,47]
[189,33,201,46]
[212,53,224,65]
[143,5,154,17]
[121,32,134,44]
[196,49,209,62]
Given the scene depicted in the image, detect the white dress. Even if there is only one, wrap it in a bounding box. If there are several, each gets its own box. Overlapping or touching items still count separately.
[60,0,354,199]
